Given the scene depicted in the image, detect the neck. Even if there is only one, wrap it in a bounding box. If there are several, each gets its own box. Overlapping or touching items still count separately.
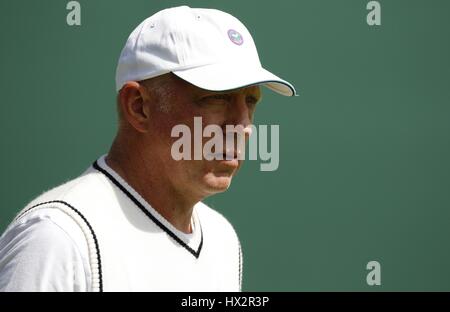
[106,136,197,234]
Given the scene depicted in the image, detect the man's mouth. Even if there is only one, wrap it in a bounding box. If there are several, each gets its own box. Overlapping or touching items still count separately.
[207,151,238,160]
[223,151,238,160]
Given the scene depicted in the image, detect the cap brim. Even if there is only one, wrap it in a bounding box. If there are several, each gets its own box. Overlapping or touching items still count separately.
[172,62,297,96]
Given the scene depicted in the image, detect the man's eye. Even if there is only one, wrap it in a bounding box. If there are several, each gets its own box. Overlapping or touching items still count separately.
[200,94,231,104]
[246,95,259,105]
[208,94,230,101]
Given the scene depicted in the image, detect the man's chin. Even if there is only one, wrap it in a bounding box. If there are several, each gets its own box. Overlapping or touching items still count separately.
[202,173,234,193]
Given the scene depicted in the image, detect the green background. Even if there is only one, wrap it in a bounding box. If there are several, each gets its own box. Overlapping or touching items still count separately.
[1,0,449,291]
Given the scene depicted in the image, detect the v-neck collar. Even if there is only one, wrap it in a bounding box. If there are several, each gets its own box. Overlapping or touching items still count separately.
[92,155,203,258]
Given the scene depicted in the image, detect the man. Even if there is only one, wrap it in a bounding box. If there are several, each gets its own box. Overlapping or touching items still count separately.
[0,6,296,291]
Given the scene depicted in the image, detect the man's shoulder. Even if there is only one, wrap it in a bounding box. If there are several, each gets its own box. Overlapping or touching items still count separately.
[4,169,96,259]
[6,165,107,241]
[0,166,101,291]
[20,166,105,213]
[0,207,91,291]
[1,207,88,256]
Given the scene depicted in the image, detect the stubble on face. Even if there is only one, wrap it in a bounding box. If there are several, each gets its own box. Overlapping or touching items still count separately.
[143,74,260,200]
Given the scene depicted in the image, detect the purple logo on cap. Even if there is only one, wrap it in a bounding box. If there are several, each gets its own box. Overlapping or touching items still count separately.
[227,29,243,46]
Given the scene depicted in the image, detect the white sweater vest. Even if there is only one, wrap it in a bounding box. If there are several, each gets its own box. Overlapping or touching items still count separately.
[13,156,242,291]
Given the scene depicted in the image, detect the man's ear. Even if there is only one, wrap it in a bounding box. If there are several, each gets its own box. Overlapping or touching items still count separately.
[118,81,151,133]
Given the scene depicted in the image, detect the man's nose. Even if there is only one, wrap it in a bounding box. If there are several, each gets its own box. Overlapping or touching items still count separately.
[225,95,253,136]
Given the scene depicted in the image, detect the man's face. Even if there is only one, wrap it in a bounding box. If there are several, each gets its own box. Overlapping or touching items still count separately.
[144,75,261,200]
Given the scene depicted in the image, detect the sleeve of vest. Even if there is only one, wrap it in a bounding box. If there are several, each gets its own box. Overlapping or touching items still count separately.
[0,216,89,292]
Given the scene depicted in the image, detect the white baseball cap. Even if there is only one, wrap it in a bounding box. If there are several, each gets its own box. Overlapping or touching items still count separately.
[115,6,297,96]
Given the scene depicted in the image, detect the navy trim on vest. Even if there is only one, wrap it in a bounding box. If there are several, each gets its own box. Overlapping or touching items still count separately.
[93,160,203,258]
[16,200,103,292]
[238,245,242,289]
